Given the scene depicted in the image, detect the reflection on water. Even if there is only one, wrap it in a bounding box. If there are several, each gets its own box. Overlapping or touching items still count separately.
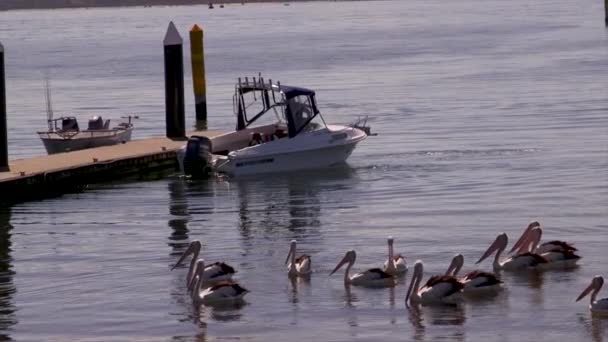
[288,276,311,304]
[195,302,247,322]
[234,166,356,250]
[0,207,15,341]
[407,304,466,342]
[168,179,191,253]
[578,314,607,342]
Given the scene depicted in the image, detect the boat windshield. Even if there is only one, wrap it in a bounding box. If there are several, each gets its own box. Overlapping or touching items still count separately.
[287,95,325,135]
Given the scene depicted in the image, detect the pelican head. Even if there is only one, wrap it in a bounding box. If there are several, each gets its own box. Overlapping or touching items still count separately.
[476,233,508,264]
[576,275,604,303]
[172,240,202,270]
[446,254,464,276]
[405,260,424,307]
[509,221,541,254]
[285,240,297,265]
[330,250,356,276]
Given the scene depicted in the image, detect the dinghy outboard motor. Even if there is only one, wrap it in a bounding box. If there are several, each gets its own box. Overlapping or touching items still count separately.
[183,136,213,178]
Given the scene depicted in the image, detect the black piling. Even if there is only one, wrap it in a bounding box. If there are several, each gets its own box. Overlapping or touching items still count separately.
[605,0,608,26]
[0,42,8,171]
[164,22,186,139]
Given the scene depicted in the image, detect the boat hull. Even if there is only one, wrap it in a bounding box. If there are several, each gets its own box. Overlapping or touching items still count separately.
[215,139,360,176]
[39,128,133,154]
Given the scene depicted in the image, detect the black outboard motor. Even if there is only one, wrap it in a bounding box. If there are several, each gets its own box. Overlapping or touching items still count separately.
[183,136,213,178]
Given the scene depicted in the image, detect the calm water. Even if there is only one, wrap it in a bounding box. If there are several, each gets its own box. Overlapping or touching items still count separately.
[1,0,608,340]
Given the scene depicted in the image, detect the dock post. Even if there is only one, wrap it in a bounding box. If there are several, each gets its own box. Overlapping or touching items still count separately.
[164,22,186,139]
[189,24,207,128]
[0,42,8,171]
[605,0,608,26]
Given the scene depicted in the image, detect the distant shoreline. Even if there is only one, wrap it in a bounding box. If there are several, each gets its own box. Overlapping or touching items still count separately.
[0,0,350,12]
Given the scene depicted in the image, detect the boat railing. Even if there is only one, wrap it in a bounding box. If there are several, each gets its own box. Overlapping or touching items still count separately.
[37,128,129,140]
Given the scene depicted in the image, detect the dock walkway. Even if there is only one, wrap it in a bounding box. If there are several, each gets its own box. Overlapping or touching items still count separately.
[0,130,224,202]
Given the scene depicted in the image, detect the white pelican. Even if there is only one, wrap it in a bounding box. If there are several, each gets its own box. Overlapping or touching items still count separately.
[510,224,580,266]
[190,259,249,305]
[172,240,236,289]
[330,250,395,287]
[383,236,407,276]
[446,254,502,294]
[405,260,463,307]
[577,276,608,315]
[476,231,548,271]
[510,221,578,255]
[285,240,311,277]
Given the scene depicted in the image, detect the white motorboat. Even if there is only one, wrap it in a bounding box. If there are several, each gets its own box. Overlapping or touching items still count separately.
[179,76,371,178]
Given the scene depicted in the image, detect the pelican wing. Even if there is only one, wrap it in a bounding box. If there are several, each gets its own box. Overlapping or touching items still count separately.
[203,262,236,279]
[295,255,311,271]
[515,252,548,265]
[463,270,502,287]
[540,240,577,252]
[203,281,249,299]
[420,275,463,298]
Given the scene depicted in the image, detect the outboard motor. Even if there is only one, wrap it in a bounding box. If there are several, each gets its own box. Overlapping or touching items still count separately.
[183,136,213,178]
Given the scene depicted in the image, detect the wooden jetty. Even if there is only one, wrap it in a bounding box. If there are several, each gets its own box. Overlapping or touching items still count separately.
[0,22,224,203]
[0,130,223,202]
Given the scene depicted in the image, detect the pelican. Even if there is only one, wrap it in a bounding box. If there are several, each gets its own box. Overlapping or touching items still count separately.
[510,224,580,266]
[383,236,407,276]
[171,240,236,289]
[405,260,463,306]
[446,254,502,293]
[576,276,608,315]
[330,250,395,287]
[510,221,578,255]
[285,240,311,277]
[476,231,547,271]
[190,259,249,305]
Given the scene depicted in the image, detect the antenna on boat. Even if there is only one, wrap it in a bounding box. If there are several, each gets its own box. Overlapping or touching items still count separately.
[44,74,54,131]
[252,76,257,101]
[269,78,276,103]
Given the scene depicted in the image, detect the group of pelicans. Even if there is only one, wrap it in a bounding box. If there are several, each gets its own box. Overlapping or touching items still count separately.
[171,221,607,314]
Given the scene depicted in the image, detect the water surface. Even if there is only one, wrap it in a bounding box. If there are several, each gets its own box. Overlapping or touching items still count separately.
[0,0,607,340]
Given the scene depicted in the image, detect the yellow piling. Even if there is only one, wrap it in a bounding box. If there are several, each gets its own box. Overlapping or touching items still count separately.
[190,24,207,124]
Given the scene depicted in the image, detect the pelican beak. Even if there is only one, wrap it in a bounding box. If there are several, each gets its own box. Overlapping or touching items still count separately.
[476,237,502,264]
[446,256,460,276]
[171,242,197,270]
[509,222,538,254]
[516,227,542,255]
[329,254,349,276]
[285,243,295,266]
[405,265,420,308]
[576,282,595,302]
